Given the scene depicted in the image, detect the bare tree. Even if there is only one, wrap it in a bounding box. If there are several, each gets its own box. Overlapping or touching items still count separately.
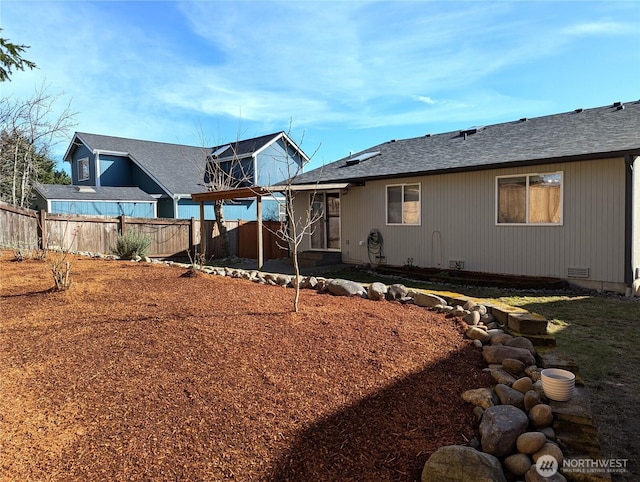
[268,131,322,313]
[0,84,76,207]
[183,126,257,259]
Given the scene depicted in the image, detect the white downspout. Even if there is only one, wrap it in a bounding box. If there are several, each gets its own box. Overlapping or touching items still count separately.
[94,151,102,187]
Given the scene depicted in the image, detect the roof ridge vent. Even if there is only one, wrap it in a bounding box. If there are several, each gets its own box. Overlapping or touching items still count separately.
[519,118,527,122]
[460,125,484,140]
[616,104,625,111]
[575,108,583,113]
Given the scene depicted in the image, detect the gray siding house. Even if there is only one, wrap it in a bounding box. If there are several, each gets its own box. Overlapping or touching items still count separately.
[37,132,307,219]
[291,101,640,293]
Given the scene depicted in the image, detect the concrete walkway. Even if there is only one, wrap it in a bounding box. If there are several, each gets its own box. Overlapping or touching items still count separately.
[211,256,350,276]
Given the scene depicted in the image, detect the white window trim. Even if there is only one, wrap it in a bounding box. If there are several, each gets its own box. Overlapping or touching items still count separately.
[385,182,421,226]
[77,157,90,181]
[495,171,564,226]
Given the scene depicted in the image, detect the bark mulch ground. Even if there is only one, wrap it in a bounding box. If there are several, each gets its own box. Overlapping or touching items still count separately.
[0,252,492,481]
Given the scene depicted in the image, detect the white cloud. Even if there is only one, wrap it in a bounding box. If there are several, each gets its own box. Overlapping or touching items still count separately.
[2,0,638,163]
[415,96,437,105]
[563,21,635,36]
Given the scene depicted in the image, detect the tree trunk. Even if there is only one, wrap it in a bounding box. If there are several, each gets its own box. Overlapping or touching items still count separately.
[290,209,300,313]
[11,142,19,206]
[213,199,230,258]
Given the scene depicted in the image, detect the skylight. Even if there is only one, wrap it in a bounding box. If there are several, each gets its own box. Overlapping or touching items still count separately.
[345,151,381,166]
[211,144,230,158]
[75,186,96,193]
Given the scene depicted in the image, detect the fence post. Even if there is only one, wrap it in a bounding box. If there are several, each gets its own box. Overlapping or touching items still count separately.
[119,214,126,234]
[38,209,47,250]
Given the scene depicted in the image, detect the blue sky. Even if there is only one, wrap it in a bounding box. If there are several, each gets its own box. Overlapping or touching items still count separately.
[2,1,639,173]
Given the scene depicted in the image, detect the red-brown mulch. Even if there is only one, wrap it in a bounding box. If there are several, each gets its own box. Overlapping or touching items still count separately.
[0,252,492,481]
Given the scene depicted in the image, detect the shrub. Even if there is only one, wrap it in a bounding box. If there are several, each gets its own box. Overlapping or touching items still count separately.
[51,255,72,290]
[111,230,152,259]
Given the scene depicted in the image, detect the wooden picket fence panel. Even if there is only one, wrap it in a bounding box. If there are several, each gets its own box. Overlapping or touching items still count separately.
[0,202,286,260]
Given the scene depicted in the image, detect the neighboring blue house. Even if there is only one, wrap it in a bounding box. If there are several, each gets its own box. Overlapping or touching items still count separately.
[35,131,308,219]
[33,184,156,217]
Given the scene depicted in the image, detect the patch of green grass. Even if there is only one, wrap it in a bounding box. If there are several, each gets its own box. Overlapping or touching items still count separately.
[497,295,640,383]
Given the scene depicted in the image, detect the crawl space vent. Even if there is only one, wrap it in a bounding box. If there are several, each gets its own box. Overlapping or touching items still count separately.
[567,267,589,278]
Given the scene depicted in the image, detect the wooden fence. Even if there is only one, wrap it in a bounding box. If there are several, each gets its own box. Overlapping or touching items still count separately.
[0,202,287,261]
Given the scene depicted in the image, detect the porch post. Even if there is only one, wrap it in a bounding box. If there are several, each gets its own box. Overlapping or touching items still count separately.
[256,195,263,270]
[199,201,205,257]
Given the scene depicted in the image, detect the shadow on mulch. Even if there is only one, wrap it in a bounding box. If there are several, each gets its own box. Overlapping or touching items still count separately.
[264,344,490,482]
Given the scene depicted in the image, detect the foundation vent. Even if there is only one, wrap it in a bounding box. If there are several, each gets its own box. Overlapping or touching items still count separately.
[568,267,590,278]
[449,260,464,270]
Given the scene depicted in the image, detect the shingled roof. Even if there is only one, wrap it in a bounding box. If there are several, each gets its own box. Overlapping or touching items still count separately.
[35,184,155,202]
[293,101,640,185]
[65,132,290,197]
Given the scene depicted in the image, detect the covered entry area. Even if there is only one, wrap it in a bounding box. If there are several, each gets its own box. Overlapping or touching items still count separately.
[191,183,350,270]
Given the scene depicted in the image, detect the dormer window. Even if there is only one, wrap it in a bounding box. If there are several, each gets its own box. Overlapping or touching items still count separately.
[78,157,89,181]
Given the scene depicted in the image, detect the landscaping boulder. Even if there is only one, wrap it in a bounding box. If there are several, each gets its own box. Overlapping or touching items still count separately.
[462,387,498,409]
[529,404,553,429]
[502,358,526,376]
[466,326,491,343]
[472,304,488,315]
[632,278,640,297]
[506,336,536,356]
[490,333,514,345]
[479,405,529,457]
[503,453,532,477]
[537,427,556,442]
[367,282,387,301]
[483,366,517,386]
[421,445,506,482]
[463,310,481,325]
[483,345,536,366]
[327,279,366,297]
[274,273,291,286]
[494,383,525,410]
[463,300,477,310]
[413,292,447,308]
[386,283,408,300]
[513,376,533,394]
[517,431,547,454]
[524,390,541,411]
[532,442,564,466]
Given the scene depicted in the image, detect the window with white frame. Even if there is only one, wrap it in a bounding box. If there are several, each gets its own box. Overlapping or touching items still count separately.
[496,172,563,225]
[386,183,420,225]
[78,157,90,181]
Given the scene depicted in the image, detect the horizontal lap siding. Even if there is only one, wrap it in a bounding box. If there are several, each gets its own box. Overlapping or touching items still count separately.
[50,201,155,218]
[339,158,626,284]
